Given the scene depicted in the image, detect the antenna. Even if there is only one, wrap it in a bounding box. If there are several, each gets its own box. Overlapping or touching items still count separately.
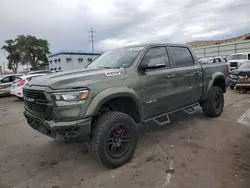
[89,28,96,53]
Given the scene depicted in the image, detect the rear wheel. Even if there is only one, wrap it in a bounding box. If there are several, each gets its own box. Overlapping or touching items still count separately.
[202,86,224,117]
[88,111,138,168]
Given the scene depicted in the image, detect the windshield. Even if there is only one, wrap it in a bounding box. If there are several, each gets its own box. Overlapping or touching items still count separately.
[87,47,144,69]
[239,62,250,69]
[227,54,248,60]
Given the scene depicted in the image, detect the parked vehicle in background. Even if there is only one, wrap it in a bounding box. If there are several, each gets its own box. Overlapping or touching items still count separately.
[10,74,47,99]
[28,70,53,75]
[199,56,227,64]
[0,74,23,96]
[23,43,228,168]
[228,61,250,89]
[227,53,250,70]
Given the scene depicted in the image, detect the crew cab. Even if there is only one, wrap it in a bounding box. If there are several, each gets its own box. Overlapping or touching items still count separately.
[23,44,228,168]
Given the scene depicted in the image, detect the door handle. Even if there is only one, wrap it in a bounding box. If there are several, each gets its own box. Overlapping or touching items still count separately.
[166,74,175,79]
[192,71,200,75]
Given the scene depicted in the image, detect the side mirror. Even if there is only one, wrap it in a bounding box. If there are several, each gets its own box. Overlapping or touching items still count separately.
[139,63,166,71]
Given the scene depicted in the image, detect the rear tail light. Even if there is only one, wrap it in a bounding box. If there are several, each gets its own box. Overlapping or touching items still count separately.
[17,79,26,87]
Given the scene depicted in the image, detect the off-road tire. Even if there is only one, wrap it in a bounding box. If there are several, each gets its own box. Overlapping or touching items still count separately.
[202,86,224,118]
[88,111,138,168]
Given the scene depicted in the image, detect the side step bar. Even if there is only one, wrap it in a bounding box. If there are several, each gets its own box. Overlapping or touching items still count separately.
[144,103,199,126]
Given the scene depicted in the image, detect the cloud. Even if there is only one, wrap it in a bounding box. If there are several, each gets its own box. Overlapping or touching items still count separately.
[0,0,250,54]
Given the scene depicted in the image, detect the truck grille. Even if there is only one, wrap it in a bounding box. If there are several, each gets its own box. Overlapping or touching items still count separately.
[230,62,238,69]
[23,89,48,117]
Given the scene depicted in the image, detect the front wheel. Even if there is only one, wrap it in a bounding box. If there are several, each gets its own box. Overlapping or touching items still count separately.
[202,86,224,118]
[88,111,138,168]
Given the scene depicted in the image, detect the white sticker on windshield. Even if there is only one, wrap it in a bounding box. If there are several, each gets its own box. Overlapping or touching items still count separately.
[105,72,121,77]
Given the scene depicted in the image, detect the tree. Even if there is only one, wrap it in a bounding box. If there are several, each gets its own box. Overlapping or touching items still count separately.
[2,39,21,73]
[16,35,50,70]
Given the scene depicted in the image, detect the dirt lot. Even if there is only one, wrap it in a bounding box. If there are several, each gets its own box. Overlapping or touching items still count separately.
[1,90,250,188]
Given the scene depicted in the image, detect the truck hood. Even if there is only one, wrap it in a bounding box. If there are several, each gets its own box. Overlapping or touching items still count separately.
[25,68,126,90]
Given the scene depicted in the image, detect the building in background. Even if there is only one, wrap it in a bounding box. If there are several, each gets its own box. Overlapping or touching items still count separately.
[48,52,101,72]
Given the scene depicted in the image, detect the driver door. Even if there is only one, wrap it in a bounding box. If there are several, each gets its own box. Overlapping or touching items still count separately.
[137,46,174,118]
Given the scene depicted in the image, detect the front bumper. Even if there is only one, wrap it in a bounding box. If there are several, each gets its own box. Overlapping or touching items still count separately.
[24,110,92,142]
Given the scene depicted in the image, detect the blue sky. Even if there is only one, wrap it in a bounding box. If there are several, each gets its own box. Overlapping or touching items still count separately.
[0,0,250,56]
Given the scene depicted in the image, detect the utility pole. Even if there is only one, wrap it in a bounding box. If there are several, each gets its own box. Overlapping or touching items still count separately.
[89,28,96,53]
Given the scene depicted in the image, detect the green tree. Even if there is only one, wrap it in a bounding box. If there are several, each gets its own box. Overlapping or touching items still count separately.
[2,39,21,73]
[17,35,50,70]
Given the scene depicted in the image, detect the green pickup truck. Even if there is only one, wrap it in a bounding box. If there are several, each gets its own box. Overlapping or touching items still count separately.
[23,44,229,168]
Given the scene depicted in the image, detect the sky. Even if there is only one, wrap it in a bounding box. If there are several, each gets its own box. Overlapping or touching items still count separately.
[0,0,250,60]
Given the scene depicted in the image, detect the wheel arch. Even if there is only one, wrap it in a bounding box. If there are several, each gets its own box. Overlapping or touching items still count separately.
[203,73,226,100]
[85,87,143,123]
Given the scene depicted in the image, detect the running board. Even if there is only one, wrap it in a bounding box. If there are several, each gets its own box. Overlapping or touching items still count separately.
[144,103,199,126]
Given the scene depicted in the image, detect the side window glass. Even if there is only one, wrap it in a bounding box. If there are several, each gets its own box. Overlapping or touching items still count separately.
[2,77,11,83]
[170,47,194,67]
[10,76,16,82]
[141,47,169,68]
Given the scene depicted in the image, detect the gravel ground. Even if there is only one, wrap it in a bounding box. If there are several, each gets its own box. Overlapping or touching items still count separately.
[1,90,250,188]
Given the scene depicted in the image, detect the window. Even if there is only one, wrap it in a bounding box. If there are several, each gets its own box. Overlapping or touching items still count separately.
[87,58,92,62]
[50,60,52,64]
[66,57,72,63]
[78,58,83,63]
[169,47,194,67]
[58,67,62,70]
[1,76,11,83]
[54,59,57,63]
[141,47,169,68]
[58,58,61,62]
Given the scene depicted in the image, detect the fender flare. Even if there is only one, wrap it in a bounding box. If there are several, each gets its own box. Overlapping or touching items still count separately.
[204,72,226,99]
[85,87,143,122]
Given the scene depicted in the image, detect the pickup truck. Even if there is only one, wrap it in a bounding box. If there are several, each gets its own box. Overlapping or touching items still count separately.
[227,52,250,70]
[23,44,229,168]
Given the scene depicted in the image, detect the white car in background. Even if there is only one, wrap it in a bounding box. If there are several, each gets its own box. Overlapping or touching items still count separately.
[10,74,47,99]
[227,53,250,70]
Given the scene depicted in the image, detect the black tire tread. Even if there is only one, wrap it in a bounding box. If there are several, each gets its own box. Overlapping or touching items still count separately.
[202,86,224,118]
[88,111,137,168]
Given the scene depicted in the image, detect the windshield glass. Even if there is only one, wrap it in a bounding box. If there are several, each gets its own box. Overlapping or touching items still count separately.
[87,47,144,69]
[227,54,248,60]
[239,62,250,69]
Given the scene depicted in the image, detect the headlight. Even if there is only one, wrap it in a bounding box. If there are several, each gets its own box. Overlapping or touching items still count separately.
[52,90,89,106]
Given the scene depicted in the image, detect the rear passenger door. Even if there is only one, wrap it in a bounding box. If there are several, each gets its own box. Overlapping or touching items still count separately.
[168,46,203,109]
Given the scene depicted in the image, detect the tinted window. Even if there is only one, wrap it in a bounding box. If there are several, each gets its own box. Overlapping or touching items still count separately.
[141,47,169,67]
[1,76,11,83]
[10,76,16,82]
[170,47,194,67]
